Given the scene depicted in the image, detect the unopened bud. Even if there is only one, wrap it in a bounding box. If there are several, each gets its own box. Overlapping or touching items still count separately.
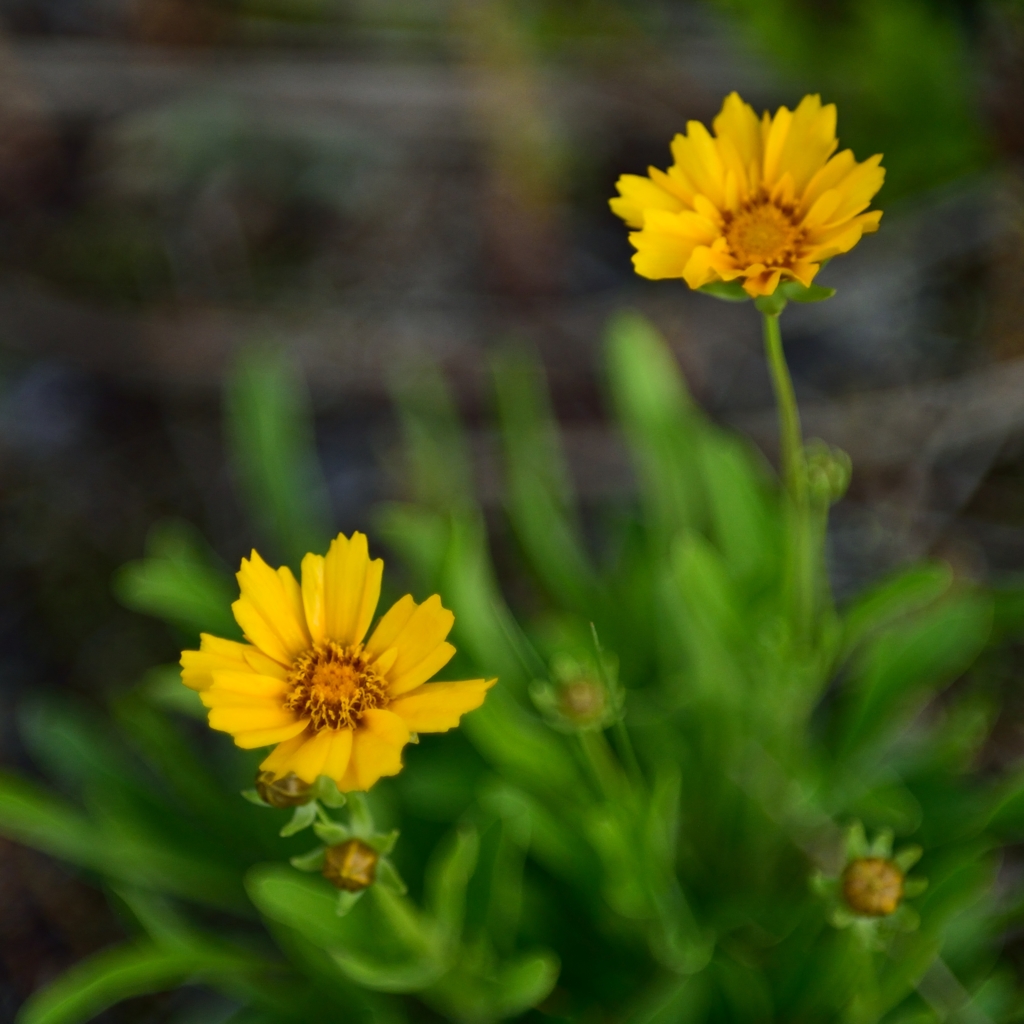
[557,679,606,727]
[842,857,904,916]
[255,771,311,809]
[323,839,378,892]
[805,441,851,505]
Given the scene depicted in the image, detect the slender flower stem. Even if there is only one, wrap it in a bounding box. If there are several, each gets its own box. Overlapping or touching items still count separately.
[762,312,807,509]
[762,311,814,639]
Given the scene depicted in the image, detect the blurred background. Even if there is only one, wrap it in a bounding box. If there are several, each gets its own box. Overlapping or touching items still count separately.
[1,0,1023,1018]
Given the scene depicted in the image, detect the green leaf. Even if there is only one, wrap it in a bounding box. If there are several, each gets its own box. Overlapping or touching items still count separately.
[492,348,597,612]
[113,520,239,639]
[290,846,327,872]
[840,562,955,660]
[0,769,245,910]
[698,280,750,301]
[280,802,318,837]
[698,432,776,584]
[424,826,479,946]
[224,344,331,569]
[247,863,359,949]
[17,942,207,1024]
[837,591,993,757]
[605,311,707,545]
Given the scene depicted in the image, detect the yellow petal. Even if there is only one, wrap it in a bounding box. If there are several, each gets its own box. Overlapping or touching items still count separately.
[260,731,311,775]
[284,728,338,783]
[670,121,726,209]
[180,634,251,691]
[682,245,717,290]
[762,104,793,188]
[364,594,417,658]
[629,209,713,281]
[802,188,844,230]
[609,173,685,229]
[323,532,383,647]
[301,552,326,646]
[234,719,308,750]
[232,551,310,665]
[324,728,354,782]
[346,709,409,791]
[650,166,697,206]
[208,671,290,697]
[713,92,762,188]
[771,94,838,195]
[390,678,497,733]
[825,155,885,224]
[799,149,856,214]
[208,704,298,734]
[788,261,820,288]
[200,689,285,709]
[742,267,783,297]
[369,594,457,697]
[388,641,456,698]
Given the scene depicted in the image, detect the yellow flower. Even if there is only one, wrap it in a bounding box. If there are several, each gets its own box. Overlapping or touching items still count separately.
[610,92,884,297]
[180,532,495,791]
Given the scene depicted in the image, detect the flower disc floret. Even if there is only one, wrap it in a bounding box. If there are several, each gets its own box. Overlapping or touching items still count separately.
[609,92,884,297]
[180,531,496,792]
[285,642,390,731]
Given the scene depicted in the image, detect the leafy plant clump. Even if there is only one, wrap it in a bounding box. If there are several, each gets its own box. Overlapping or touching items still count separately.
[4,316,1024,1024]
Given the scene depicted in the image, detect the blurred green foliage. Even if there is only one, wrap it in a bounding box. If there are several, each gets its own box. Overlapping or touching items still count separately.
[4,315,1024,1024]
[707,0,990,198]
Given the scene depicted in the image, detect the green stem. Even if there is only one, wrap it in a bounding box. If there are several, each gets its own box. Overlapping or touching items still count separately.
[762,312,814,640]
[762,312,807,509]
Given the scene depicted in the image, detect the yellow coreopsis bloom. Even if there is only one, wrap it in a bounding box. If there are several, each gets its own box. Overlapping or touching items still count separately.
[180,532,495,791]
[610,93,884,297]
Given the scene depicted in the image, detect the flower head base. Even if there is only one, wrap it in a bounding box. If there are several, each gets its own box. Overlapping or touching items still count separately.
[181,531,496,792]
[812,823,927,949]
[255,770,312,809]
[842,857,903,917]
[530,649,623,733]
[610,93,884,298]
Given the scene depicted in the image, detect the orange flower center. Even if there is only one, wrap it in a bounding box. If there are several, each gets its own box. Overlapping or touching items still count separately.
[285,641,389,732]
[723,195,804,268]
[842,857,904,917]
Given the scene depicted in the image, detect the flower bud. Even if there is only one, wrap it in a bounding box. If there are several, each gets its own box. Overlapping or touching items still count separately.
[323,838,378,892]
[842,857,904,916]
[255,771,312,809]
[557,678,607,727]
[805,441,851,505]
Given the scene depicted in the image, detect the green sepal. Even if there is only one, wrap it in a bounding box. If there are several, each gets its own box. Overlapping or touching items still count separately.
[241,789,270,807]
[336,889,365,916]
[893,845,923,872]
[367,829,400,855]
[313,776,347,808]
[699,280,750,302]
[780,281,836,303]
[844,821,869,860]
[289,846,326,872]
[314,820,351,845]
[279,801,318,837]
[375,857,408,895]
[868,827,894,859]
